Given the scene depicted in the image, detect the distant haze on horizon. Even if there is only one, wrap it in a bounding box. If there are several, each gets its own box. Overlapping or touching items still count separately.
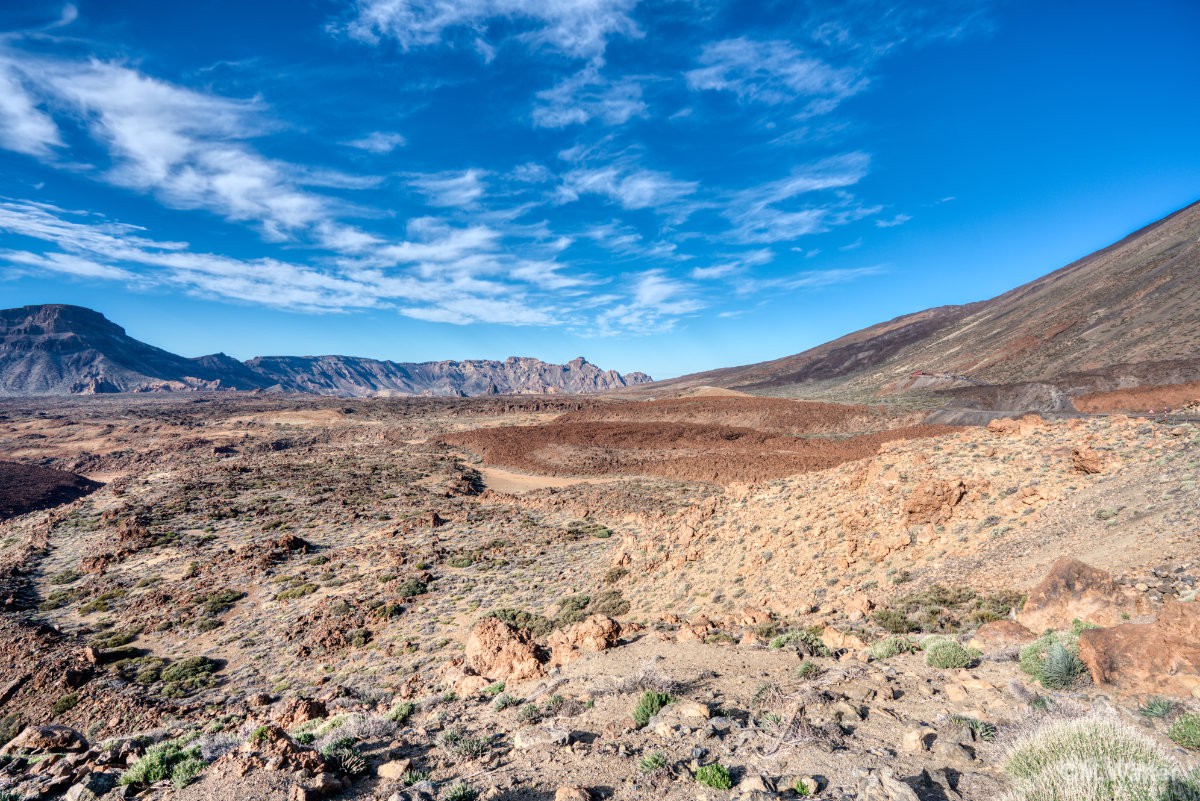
[0,1,1197,380]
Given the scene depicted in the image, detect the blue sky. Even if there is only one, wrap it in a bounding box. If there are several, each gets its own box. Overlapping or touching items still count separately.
[1,1,1198,379]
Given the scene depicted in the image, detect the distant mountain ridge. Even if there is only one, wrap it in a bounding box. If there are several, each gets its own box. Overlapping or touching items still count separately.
[644,199,1200,403]
[0,304,651,397]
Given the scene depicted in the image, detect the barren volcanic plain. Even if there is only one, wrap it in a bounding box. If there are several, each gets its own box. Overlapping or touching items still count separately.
[2,385,1199,801]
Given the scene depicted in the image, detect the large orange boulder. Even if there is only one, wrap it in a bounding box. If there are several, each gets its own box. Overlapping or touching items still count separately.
[1077,601,1200,697]
[548,615,621,667]
[465,618,545,682]
[1017,558,1140,632]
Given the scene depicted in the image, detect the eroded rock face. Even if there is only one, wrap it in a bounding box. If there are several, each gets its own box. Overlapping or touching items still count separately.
[548,615,621,667]
[968,619,1035,652]
[821,626,865,652]
[1018,558,1140,631]
[465,618,544,682]
[904,479,967,525]
[0,725,88,754]
[1071,447,1105,474]
[274,697,327,730]
[1077,600,1200,697]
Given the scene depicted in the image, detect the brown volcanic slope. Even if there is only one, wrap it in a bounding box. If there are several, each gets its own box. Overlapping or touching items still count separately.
[646,199,1200,400]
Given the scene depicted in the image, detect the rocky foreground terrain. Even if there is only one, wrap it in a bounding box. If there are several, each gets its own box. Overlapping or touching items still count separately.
[1,392,1199,801]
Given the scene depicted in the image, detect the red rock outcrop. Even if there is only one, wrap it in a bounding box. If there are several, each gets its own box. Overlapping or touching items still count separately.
[1017,558,1141,632]
[274,697,327,730]
[1077,601,1200,697]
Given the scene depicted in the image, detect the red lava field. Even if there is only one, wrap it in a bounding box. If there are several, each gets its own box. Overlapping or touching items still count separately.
[0,460,102,520]
[444,396,957,484]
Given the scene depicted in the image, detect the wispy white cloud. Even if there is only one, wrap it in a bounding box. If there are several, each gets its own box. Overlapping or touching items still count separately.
[875,213,911,228]
[690,248,773,280]
[344,130,406,153]
[341,0,642,59]
[0,49,378,252]
[724,153,873,243]
[559,164,697,212]
[0,199,383,312]
[593,268,702,335]
[409,169,487,207]
[0,63,63,157]
[0,199,575,323]
[733,265,884,296]
[583,221,682,261]
[686,38,864,110]
[532,65,646,128]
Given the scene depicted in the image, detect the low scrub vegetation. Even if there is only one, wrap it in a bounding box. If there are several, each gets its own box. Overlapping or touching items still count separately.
[873,584,1024,634]
[632,691,673,728]
[1001,714,1200,801]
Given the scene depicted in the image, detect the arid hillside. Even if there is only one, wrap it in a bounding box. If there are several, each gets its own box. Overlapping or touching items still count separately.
[643,199,1200,405]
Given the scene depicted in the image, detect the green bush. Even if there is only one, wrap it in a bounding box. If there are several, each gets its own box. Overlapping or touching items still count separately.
[386,701,415,724]
[950,714,997,742]
[401,769,431,785]
[925,640,973,669]
[632,691,673,728]
[1039,643,1085,689]
[170,755,206,789]
[395,578,428,598]
[121,739,204,787]
[49,569,81,585]
[1140,697,1175,719]
[516,703,541,725]
[485,608,553,638]
[439,730,489,761]
[1169,714,1200,750]
[160,656,219,697]
[795,660,822,679]
[442,781,479,801]
[51,692,79,716]
[1020,630,1088,689]
[873,608,918,634]
[868,636,916,660]
[493,693,520,711]
[695,762,732,790]
[638,751,668,774]
[767,628,830,656]
[276,583,317,601]
[875,584,1024,633]
[322,745,367,776]
[199,589,244,616]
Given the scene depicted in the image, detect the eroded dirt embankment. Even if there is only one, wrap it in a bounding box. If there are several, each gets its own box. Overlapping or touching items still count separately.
[444,396,955,484]
[1074,380,1200,413]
